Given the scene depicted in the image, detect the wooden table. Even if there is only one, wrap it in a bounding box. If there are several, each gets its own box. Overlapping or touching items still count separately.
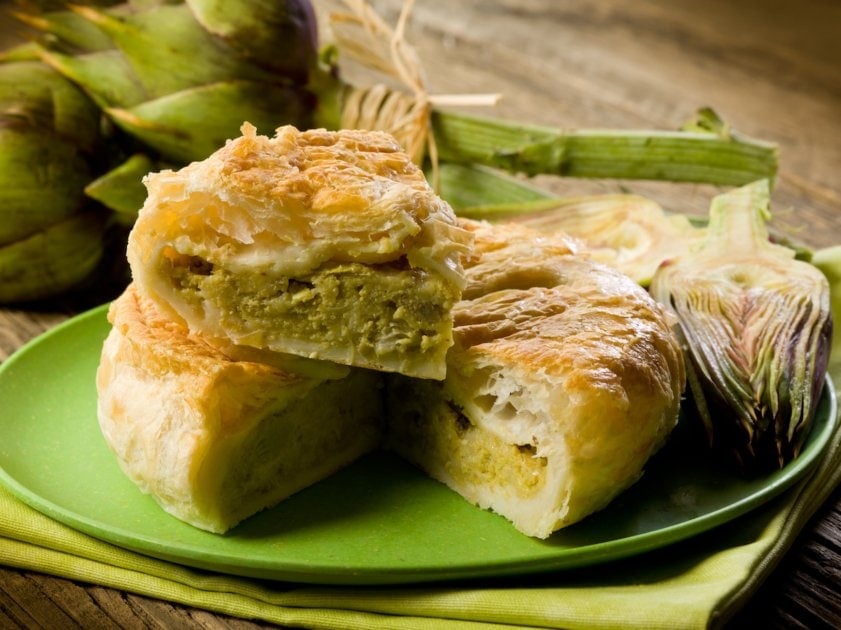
[1,0,840,627]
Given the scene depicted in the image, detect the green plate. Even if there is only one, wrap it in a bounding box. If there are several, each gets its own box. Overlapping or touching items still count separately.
[0,305,836,585]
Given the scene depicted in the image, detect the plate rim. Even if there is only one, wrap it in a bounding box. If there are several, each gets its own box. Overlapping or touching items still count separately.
[0,304,836,585]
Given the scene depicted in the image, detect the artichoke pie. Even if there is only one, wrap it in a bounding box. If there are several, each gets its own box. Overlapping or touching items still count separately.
[386,219,686,538]
[96,284,382,533]
[127,123,472,380]
[104,125,685,539]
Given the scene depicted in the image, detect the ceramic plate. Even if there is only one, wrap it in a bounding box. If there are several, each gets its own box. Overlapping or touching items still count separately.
[0,305,835,585]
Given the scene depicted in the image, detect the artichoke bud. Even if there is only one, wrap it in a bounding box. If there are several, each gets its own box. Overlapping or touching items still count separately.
[24,0,322,165]
[186,0,318,81]
[649,179,832,472]
[0,58,111,303]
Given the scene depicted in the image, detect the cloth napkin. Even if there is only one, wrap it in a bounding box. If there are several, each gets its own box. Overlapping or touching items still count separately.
[2,365,840,630]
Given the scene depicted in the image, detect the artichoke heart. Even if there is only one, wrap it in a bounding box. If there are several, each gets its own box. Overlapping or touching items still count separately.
[513,194,705,286]
[649,179,832,472]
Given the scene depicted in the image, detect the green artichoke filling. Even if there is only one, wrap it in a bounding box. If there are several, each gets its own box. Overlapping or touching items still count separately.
[165,253,458,367]
[207,371,382,528]
[386,379,548,498]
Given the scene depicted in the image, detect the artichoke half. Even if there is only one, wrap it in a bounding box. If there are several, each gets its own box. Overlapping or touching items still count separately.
[505,194,705,286]
[650,180,832,472]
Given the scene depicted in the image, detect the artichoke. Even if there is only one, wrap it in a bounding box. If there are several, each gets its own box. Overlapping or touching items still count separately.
[0,57,107,302]
[460,193,706,286]
[649,180,832,472]
[17,0,323,217]
[29,0,318,160]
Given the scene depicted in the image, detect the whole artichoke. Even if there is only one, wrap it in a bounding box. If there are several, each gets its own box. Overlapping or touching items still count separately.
[0,57,107,302]
[18,0,326,219]
[0,0,334,303]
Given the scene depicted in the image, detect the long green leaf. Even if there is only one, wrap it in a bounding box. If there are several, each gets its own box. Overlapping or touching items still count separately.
[432,109,778,186]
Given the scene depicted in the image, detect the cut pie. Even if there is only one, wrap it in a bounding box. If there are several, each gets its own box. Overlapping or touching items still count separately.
[96,284,383,533]
[386,219,686,538]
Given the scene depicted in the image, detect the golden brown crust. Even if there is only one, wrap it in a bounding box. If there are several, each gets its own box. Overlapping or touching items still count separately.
[453,219,683,384]
[96,284,382,533]
[457,218,583,300]
[127,124,471,378]
[129,123,470,280]
[387,219,686,538]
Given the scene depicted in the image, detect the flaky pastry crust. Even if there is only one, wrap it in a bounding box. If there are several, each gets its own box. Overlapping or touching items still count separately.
[387,219,686,538]
[96,284,382,533]
[128,124,471,379]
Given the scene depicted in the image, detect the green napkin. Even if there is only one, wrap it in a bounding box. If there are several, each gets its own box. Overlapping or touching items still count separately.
[2,358,840,630]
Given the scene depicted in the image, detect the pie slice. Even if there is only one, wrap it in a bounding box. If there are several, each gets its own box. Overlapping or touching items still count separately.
[96,283,383,533]
[127,123,472,380]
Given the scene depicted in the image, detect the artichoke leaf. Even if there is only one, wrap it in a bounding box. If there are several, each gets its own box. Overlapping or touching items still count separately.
[0,210,106,303]
[438,163,554,211]
[85,153,154,223]
[0,127,95,245]
[650,179,832,471]
[14,8,116,53]
[0,60,101,150]
[71,3,274,99]
[0,42,43,63]
[38,47,148,109]
[106,80,315,163]
[186,0,317,79]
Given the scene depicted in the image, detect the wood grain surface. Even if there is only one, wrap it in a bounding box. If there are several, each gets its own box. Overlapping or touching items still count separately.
[1,0,840,628]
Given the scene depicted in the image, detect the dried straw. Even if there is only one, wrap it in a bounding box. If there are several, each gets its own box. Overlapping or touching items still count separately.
[329,0,499,188]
